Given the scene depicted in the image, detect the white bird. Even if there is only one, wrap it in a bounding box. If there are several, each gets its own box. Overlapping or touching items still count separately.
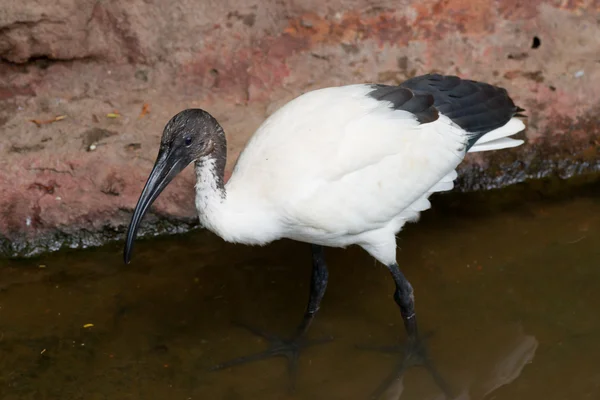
[124,74,525,393]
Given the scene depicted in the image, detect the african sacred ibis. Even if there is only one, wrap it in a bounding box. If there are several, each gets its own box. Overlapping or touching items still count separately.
[124,73,526,390]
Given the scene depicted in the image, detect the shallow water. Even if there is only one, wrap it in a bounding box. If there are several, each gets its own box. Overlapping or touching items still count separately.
[1,189,600,400]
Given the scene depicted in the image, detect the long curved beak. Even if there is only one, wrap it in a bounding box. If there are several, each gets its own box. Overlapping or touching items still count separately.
[123,149,187,264]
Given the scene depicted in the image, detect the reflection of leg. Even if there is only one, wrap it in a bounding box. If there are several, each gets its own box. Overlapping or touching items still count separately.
[211,244,331,390]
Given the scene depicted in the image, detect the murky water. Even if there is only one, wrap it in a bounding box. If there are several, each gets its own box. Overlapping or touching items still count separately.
[1,187,600,400]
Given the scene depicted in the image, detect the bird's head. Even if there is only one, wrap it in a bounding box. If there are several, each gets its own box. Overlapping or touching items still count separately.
[123,109,222,264]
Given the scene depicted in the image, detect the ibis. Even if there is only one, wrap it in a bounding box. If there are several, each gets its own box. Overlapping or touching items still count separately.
[124,74,525,393]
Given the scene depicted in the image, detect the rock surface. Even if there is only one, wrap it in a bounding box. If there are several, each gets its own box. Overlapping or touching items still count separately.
[0,0,599,257]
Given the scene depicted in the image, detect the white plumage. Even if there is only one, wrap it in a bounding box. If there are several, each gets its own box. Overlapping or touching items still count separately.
[196,84,525,265]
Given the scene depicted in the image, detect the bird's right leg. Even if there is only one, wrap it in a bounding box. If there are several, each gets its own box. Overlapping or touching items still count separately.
[360,262,454,399]
[210,244,332,389]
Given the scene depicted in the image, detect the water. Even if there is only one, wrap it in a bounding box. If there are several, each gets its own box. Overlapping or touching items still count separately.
[1,188,600,399]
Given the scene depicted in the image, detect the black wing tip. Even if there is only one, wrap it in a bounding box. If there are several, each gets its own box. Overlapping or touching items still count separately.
[370,74,525,134]
[398,73,524,133]
[402,73,516,96]
[367,84,439,124]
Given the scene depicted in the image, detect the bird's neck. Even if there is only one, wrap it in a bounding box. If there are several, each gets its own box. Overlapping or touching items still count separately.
[196,140,227,190]
[194,156,226,198]
[192,128,280,245]
[194,127,228,231]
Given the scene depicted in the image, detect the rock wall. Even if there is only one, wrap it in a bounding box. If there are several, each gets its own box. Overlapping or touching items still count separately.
[0,0,599,257]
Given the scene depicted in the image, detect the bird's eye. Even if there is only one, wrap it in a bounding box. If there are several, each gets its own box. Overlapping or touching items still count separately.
[184,136,192,146]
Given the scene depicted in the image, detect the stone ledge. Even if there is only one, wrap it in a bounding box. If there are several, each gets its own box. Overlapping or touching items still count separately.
[0,0,598,258]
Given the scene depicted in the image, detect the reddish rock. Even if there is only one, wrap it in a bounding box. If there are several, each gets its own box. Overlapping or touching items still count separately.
[0,0,599,257]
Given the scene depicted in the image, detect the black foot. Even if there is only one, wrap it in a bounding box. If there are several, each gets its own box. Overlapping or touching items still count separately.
[210,322,333,390]
[358,333,453,400]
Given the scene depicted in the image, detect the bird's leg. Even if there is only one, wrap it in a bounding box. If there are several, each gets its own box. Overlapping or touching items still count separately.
[210,244,332,389]
[360,263,453,399]
[291,244,329,339]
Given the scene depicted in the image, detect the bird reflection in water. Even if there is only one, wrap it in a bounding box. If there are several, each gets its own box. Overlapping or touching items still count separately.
[372,325,538,400]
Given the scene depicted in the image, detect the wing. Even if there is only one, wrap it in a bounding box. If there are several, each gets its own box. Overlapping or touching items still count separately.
[281,106,467,235]
[398,74,524,149]
[227,75,522,237]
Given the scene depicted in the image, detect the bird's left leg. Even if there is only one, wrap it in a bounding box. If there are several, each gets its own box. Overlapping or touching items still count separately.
[210,244,332,389]
[361,263,453,399]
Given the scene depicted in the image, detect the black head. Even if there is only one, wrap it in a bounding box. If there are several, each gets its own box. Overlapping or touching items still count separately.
[160,109,222,165]
[123,109,223,263]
